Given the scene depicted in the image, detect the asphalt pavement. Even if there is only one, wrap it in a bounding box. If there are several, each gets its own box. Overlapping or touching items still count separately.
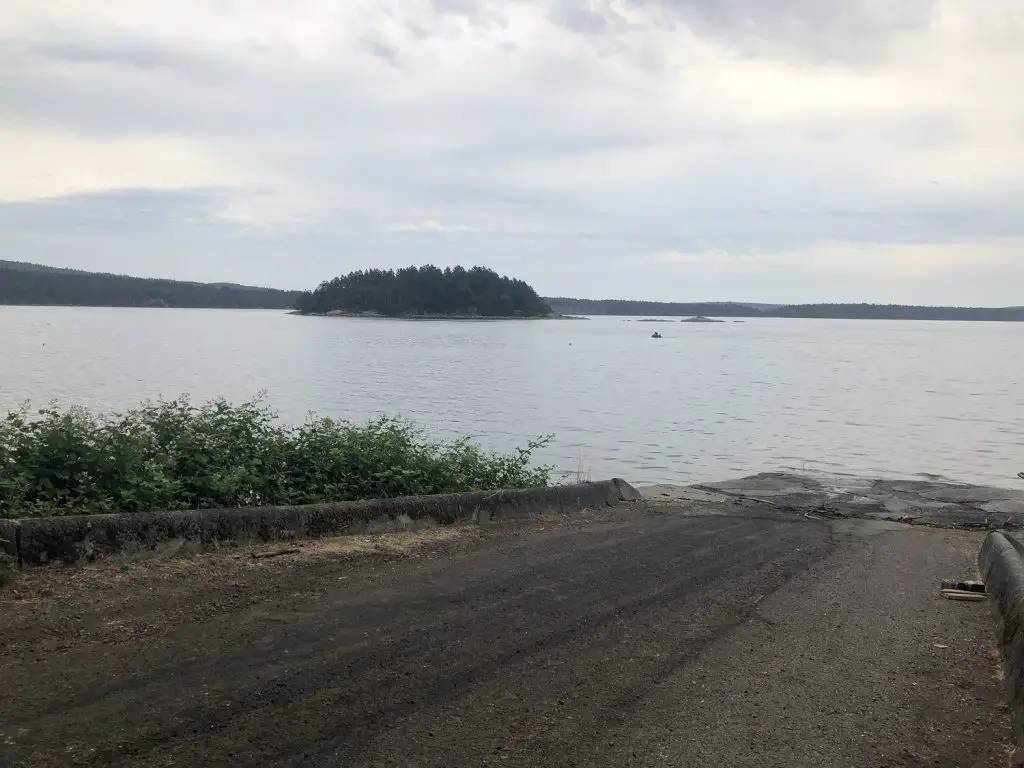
[0,498,1010,767]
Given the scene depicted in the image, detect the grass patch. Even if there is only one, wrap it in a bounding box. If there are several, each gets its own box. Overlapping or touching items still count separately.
[0,395,553,519]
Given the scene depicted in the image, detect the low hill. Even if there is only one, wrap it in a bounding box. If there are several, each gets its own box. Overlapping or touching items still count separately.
[0,260,299,309]
[545,299,764,317]
[544,297,1024,321]
[296,266,552,317]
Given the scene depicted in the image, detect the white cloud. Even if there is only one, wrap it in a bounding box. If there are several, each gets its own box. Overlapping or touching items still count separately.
[658,239,1021,279]
[0,126,253,202]
[388,221,475,233]
[652,239,1024,305]
[0,0,1022,302]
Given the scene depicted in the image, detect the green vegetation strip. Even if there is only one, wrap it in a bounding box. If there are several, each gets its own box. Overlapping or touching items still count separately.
[0,396,552,520]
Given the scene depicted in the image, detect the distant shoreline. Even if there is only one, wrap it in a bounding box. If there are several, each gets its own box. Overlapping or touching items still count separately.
[545,299,1024,322]
[289,310,586,320]
[1,304,1020,322]
[2,258,1021,320]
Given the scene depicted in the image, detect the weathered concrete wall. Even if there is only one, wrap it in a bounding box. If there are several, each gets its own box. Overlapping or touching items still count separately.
[979,531,1024,757]
[6,479,640,567]
[0,519,18,560]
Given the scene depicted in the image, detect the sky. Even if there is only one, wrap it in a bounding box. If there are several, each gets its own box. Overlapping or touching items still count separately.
[1,1,1022,304]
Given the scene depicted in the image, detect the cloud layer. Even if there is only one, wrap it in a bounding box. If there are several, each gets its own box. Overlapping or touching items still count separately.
[1,0,1022,302]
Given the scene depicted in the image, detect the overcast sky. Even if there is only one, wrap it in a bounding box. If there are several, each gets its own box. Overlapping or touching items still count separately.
[1,1,1022,304]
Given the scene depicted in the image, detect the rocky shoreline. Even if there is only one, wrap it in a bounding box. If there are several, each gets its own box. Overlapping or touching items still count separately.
[646,471,1024,530]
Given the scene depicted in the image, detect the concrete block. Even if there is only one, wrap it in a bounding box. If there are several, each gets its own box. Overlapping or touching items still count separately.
[10,479,640,567]
[979,531,1024,750]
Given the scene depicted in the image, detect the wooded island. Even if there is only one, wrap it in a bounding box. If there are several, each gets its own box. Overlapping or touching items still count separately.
[294,266,553,318]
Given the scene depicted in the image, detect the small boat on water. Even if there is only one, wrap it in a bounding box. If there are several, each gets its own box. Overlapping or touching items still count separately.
[651,331,663,339]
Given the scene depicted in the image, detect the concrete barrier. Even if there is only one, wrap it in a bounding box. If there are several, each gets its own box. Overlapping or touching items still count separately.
[979,531,1024,756]
[0,519,18,560]
[4,479,641,568]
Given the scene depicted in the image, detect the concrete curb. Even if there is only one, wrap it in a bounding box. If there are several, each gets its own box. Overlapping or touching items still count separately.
[3,479,641,568]
[0,519,18,560]
[979,531,1024,753]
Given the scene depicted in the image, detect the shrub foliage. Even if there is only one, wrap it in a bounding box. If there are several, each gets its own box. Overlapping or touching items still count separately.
[0,396,552,519]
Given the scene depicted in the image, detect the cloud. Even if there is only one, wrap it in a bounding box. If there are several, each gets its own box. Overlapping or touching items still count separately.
[0,127,252,201]
[0,0,1022,303]
[649,0,939,61]
[388,220,476,233]
[658,239,1020,279]
[652,239,1024,305]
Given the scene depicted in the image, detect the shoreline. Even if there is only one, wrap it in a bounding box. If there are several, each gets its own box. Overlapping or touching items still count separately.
[5,472,1022,572]
[288,310,587,320]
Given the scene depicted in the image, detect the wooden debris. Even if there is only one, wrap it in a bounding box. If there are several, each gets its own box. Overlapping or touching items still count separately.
[941,589,987,602]
[251,548,301,560]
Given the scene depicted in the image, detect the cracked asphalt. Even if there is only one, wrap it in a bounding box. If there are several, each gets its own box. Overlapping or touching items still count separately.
[0,499,1011,767]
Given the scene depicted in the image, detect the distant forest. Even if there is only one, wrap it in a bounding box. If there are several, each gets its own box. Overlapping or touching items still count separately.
[546,298,1024,322]
[296,266,552,317]
[0,260,298,309]
[2,259,1019,320]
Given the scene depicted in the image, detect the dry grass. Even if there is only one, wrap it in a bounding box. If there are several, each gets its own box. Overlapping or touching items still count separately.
[300,525,467,556]
[1,525,473,604]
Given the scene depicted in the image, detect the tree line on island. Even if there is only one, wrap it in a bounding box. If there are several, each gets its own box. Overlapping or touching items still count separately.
[294,265,553,317]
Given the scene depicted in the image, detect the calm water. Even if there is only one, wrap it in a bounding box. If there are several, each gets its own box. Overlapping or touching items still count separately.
[1,306,1021,487]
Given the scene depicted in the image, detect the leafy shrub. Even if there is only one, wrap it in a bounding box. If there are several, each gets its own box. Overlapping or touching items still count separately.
[0,396,553,519]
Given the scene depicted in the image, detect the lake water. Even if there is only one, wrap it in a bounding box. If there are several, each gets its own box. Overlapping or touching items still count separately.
[1,306,1021,487]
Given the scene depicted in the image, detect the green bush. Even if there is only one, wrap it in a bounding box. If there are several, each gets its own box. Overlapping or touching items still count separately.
[0,396,553,519]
